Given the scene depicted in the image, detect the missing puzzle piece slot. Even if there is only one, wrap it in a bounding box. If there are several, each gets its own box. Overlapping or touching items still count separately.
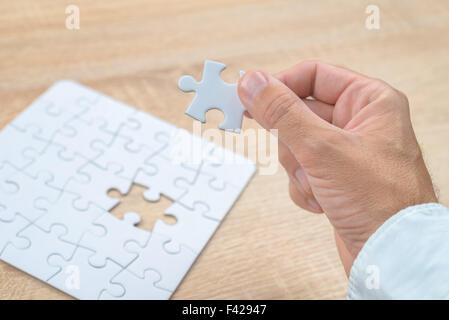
[108,183,177,233]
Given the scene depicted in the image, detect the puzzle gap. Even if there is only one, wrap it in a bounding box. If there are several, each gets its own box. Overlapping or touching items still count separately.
[107,183,177,233]
[202,108,226,132]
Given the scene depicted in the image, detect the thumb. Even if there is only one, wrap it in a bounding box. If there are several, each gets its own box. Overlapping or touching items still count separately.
[238,71,334,153]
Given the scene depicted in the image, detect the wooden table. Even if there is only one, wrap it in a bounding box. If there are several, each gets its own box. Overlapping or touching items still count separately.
[1,0,448,299]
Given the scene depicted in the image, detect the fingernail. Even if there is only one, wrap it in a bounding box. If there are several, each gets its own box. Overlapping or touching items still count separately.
[239,71,268,107]
[307,198,322,212]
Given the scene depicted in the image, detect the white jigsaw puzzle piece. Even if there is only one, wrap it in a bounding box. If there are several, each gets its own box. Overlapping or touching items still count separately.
[48,246,125,300]
[153,202,219,254]
[203,146,256,189]
[80,212,150,268]
[124,232,197,292]
[75,89,138,134]
[64,162,131,211]
[34,192,105,244]
[178,60,245,132]
[100,269,171,300]
[134,153,198,202]
[23,144,90,190]
[0,164,62,221]
[182,144,256,190]
[117,110,176,152]
[92,135,157,181]
[0,125,50,169]
[11,82,92,141]
[156,128,218,170]
[52,117,116,160]
[0,213,31,256]
[1,224,77,281]
[176,174,243,221]
[36,80,99,115]
[0,162,22,194]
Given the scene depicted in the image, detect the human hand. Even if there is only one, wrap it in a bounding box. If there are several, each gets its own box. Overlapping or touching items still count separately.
[238,61,437,274]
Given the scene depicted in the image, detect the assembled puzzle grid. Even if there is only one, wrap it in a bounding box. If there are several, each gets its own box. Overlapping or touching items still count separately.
[0,80,255,299]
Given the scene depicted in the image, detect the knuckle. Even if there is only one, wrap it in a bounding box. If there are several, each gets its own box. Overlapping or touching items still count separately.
[384,88,410,114]
[370,79,393,98]
[394,89,410,110]
[394,88,408,102]
[370,80,410,113]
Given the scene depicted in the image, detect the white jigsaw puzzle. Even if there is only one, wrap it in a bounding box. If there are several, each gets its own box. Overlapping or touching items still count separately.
[178,60,246,132]
[0,79,256,299]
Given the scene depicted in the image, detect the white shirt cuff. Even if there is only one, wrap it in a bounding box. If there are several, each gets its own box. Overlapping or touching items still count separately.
[347,203,449,299]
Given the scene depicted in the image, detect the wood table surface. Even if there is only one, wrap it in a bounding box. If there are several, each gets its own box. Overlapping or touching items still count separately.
[0,0,448,299]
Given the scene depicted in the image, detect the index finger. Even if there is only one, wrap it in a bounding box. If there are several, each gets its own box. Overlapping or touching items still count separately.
[275,60,368,105]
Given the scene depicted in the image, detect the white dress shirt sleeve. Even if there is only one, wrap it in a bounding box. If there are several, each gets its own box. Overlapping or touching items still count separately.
[347,203,449,299]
